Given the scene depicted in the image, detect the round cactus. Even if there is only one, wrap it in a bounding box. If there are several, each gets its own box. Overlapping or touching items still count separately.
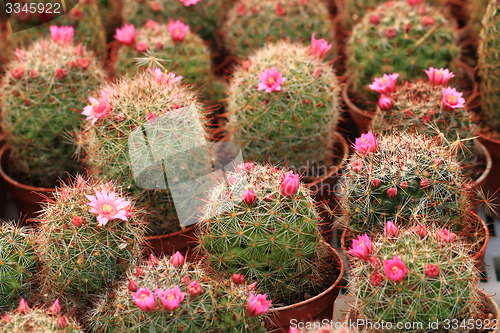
[223,0,335,59]
[0,222,36,310]
[347,0,459,102]
[77,69,211,236]
[0,299,82,332]
[197,163,330,304]
[339,132,471,233]
[347,225,480,331]
[226,41,341,178]
[0,28,106,188]
[36,175,146,306]
[478,0,500,132]
[467,0,490,38]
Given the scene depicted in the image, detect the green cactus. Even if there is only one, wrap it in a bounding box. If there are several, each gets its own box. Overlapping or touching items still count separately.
[478,0,500,132]
[0,34,106,188]
[226,41,341,178]
[467,0,490,37]
[223,0,335,59]
[77,69,211,236]
[8,0,107,59]
[339,132,470,234]
[347,0,459,102]
[347,226,481,332]
[0,222,36,310]
[197,163,330,305]
[36,175,146,307]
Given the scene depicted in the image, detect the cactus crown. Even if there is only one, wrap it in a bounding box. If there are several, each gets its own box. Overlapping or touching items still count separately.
[340,132,471,234]
[36,175,146,306]
[348,0,459,100]
[347,225,480,331]
[478,0,500,132]
[226,41,341,178]
[224,0,335,59]
[197,163,330,305]
[0,35,105,187]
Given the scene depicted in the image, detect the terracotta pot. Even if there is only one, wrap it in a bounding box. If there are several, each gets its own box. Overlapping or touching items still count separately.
[266,242,344,332]
[342,78,375,134]
[478,134,500,219]
[0,146,54,222]
[341,210,489,270]
[145,224,197,257]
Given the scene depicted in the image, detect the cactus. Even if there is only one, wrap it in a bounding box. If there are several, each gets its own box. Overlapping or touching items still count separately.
[89,254,269,332]
[197,163,331,304]
[8,0,107,59]
[347,225,481,332]
[0,222,36,310]
[36,175,146,307]
[339,132,471,234]
[77,69,211,236]
[467,0,490,37]
[290,328,359,333]
[226,41,341,178]
[478,0,500,132]
[0,29,106,188]
[0,299,83,332]
[223,0,335,59]
[347,0,459,102]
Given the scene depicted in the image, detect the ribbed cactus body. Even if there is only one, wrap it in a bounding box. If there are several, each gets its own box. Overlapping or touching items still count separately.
[226,41,341,176]
[0,306,82,332]
[478,0,500,131]
[468,0,490,37]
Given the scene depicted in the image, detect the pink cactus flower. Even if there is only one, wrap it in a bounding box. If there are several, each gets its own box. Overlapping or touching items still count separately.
[370,14,380,25]
[237,162,255,172]
[171,251,185,268]
[370,271,384,286]
[242,189,257,205]
[280,171,300,197]
[369,73,399,94]
[57,315,67,329]
[275,2,285,16]
[145,19,160,30]
[387,187,398,198]
[351,160,364,173]
[50,25,74,43]
[114,24,136,46]
[156,286,186,311]
[136,42,148,52]
[247,293,272,317]
[232,273,245,285]
[385,221,399,237]
[180,0,201,6]
[148,68,183,86]
[129,280,138,292]
[436,228,455,242]
[383,256,408,282]
[406,0,423,6]
[49,299,61,315]
[55,68,67,80]
[372,178,381,187]
[353,131,377,154]
[15,48,26,60]
[425,264,439,277]
[257,67,286,93]
[85,188,130,226]
[289,328,301,333]
[81,90,111,125]
[422,16,436,26]
[77,58,90,70]
[442,87,465,110]
[17,299,30,314]
[384,28,397,38]
[412,225,428,239]
[132,287,157,312]
[71,216,83,227]
[424,67,454,86]
[347,233,373,260]
[378,95,393,110]
[168,19,189,43]
[149,253,160,264]
[247,282,257,291]
[308,33,332,59]
[420,178,431,189]
[187,280,203,297]
[12,67,24,80]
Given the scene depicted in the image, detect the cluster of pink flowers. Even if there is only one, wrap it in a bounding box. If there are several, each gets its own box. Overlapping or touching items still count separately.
[168,19,189,43]
[424,67,455,86]
[352,131,377,154]
[81,88,113,125]
[148,68,183,86]
[50,26,74,44]
[114,24,136,46]
[86,187,130,227]
[257,67,286,93]
[132,286,188,312]
[369,73,399,110]
[308,33,331,59]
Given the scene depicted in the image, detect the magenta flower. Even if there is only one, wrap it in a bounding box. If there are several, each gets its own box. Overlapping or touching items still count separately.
[369,73,399,94]
[383,256,408,282]
[247,293,272,317]
[387,187,398,198]
[242,189,257,205]
[347,234,373,260]
[145,19,160,31]
[424,67,455,86]
[385,221,399,237]
[308,33,332,59]
[353,131,377,154]
[280,171,300,197]
[378,95,393,110]
[148,68,183,85]
[237,162,255,172]
[50,26,74,44]
[82,90,111,125]
[180,0,201,6]
[425,264,439,278]
[17,299,30,314]
[85,188,130,226]
[442,87,465,110]
[436,228,455,242]
[132,287,156,312]
[156,286,186,311]
[257,67,286,93]
[114,24,136,46]
[171,251,185,268]
[406,0,423,6]
[136,42,148,52]
[187,280,203,297]
[48,299,61,315]
[232,273,245,285]
[168,19,189,43]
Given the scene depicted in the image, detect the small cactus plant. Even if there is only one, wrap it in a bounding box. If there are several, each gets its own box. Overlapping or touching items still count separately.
[0,27,106,188]
[339,131,471,233]
[36,175,146,307]
[0,298,83,332]
[478,0,500,132]
[347,0,459,102]
[0,222,36,310]
[89,254,269,332]
[347,225,481,332]
[223,0,335,59]
[197,163,331,304]
[226,40,341,178]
